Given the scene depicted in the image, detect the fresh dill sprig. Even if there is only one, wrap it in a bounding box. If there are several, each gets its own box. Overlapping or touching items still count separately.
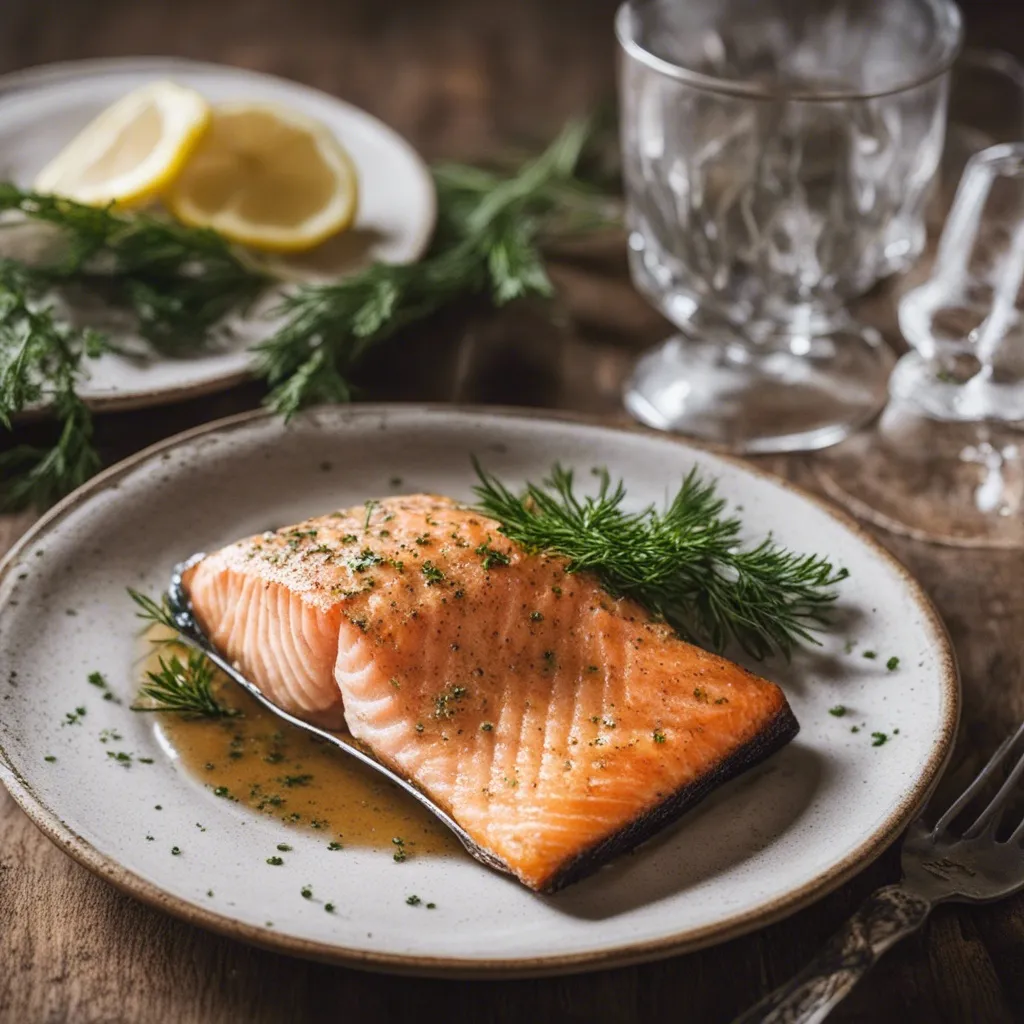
[253,116,618,417]
[132,647,237,718]
[127,586,180,634]
[127,587,234,716]
[472,461,848,660]
[0,184,268,354]
[0,258,105,510]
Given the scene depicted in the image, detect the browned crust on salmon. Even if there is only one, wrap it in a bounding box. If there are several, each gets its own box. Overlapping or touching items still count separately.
[538,702,800,893]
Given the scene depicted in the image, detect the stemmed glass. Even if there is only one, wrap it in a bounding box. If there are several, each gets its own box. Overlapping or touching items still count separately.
[817,143,1024,548]
[616,0,963,453]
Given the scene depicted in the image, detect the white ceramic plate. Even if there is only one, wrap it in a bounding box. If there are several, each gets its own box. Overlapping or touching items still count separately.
[0,406,958,976]
[0,58,435,411]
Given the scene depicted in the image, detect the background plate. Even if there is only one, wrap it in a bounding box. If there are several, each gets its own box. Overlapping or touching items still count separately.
[0,406,958,976]
[0,58,436,410]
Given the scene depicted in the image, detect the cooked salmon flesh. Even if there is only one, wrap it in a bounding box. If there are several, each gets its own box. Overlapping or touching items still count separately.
[182,495,798,892]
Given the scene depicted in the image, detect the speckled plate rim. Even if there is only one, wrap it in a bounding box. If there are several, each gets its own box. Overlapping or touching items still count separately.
[0,56,437,414]
[0,404,960,978]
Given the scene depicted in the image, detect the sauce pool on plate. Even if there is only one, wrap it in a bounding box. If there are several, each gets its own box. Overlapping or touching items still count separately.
[141,635,458,857]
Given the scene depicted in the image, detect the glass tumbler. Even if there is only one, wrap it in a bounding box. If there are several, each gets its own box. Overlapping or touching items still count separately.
[617,0,963,453]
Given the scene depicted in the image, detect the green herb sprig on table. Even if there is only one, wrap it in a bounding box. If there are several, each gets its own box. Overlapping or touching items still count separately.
[472,461,848,660]
[0,258,106,509]
[254,117,617,416]
[0,117,617,511]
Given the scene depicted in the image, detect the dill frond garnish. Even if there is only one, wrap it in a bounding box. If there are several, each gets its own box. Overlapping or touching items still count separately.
[132,648,236,719]
[127,586,179,634]
[472,461,847,660]
[128,587,233,717]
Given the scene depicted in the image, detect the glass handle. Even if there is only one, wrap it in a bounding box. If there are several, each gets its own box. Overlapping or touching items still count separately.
[975,217,1024,370]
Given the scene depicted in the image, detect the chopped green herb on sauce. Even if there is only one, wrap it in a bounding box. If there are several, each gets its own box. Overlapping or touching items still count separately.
[829,705,847,717]
[886,656,900,671]
[871,732,888,747]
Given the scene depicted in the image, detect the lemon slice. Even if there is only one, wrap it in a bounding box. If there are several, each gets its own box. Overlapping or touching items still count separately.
[34,81,211,207]
[165,102,359,253]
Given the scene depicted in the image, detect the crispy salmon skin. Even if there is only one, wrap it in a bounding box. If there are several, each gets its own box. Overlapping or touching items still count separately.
[183,495,798,892]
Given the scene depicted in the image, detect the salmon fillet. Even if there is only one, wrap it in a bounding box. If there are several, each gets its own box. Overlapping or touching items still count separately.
[183,495,798,892]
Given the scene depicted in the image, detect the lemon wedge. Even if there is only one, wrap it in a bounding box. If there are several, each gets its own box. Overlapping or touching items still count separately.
[34,81,211,207]
[165,102,359,253]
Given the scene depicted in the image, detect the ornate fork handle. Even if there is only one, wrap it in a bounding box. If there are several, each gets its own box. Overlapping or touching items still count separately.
[733,885,932,1024]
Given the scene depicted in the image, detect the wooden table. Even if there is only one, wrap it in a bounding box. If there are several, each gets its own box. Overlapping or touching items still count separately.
[2,1,1023,1021]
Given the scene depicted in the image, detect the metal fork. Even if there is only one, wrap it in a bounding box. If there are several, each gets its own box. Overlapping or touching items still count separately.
[734,721,1024,1024]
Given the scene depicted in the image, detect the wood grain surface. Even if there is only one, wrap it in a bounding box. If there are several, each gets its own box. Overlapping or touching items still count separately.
[2,1,1023,1021]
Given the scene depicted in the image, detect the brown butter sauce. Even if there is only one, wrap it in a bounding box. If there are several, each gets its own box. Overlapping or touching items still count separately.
[144,635,458,856]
